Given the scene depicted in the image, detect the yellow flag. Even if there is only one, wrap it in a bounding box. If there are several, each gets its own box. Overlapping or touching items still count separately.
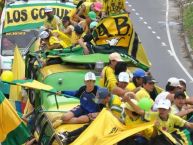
[93,13,151,68]
[9,47,25,101]
[71,109,154,145]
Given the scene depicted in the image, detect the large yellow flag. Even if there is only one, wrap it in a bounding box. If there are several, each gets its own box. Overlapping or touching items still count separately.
[93,13,151,69]
[9,47,25,101]
[71,109,154,145]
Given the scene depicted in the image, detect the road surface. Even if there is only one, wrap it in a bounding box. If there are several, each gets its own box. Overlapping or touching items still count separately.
[126,0,193,96]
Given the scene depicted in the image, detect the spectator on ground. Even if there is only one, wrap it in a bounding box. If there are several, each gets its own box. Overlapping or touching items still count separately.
[43,6,62,30]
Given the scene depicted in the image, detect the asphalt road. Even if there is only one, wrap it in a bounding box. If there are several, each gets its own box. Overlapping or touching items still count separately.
[126,0,193,95]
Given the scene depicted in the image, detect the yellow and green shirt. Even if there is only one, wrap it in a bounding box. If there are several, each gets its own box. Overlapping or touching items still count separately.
[144,112,186,133]
[136,88,154,104]
[108,95,122,118]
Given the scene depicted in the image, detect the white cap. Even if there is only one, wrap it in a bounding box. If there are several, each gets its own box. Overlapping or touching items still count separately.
[153,91,170,111]
[44,6,53,13]
[167,77,181,87]
[109,52,123,62]
[121,99,138,111]
[39,31,49,39]
[157,99,171,109]
[118,72,129,83]
[84,72,96,81]
[179,78,186,84]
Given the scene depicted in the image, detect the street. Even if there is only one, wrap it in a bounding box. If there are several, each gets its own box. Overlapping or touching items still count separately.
[126,0,193,95]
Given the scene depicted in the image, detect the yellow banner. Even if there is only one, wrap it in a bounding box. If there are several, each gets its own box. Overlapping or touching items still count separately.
[93,13,151,68]
[94,13,133,48]
[71,109,154,145]
[4,4,75,28]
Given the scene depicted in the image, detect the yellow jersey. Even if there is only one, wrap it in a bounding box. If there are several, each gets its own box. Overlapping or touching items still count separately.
[99,66,117,91]
[108,95,122,118]
[126,82,136,92]
[144,112,186,133]
[136,88,154,104]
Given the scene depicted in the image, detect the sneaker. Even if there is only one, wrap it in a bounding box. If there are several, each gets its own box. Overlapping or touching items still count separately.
[57,132,68,144]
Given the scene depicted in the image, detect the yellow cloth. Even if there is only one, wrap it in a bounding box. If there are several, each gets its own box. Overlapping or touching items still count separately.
[71,109,154,145]
[135,88,154,104]
[124,115,153,139]
[99,66,117,91]
[126,82,136,91]
[44,15,62,30]
[144,112,186,133]
[51,30,72,48]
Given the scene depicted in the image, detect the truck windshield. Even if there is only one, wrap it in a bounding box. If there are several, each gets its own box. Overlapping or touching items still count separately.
[1,30,39,56]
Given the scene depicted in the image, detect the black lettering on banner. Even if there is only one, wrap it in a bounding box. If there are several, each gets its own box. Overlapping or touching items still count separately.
[52,8,56,15]
[55,8,63,19]
[13,10,20,22]
[39,8,46,19]
[7,12,13,24]
[114,16,130,35]
[97,24,113,37]
[31,8,38,20]
[109,127,118,134]
[21,9,27,21]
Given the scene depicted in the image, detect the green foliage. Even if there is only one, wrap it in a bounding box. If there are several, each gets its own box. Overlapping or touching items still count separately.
[183,3,193,49]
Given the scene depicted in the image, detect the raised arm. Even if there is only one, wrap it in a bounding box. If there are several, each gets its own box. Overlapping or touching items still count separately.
[122,92,145,116]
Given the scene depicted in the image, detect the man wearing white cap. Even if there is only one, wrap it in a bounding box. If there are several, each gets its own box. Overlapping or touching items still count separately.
[165,77,182,94]
[112,72,131,97]
[53,72,101,126]
[43,6,62,30]
[123,93,193,135]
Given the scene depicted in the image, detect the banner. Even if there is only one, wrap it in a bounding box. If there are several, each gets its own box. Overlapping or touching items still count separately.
[93,13,151,68]
[71,109,154,145]
[4,3,75,30]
